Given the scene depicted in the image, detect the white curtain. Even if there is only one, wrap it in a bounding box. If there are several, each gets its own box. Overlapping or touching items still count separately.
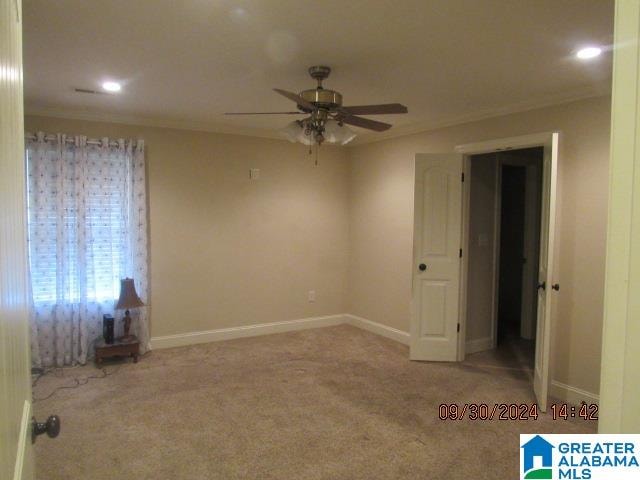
[26,132,149,367]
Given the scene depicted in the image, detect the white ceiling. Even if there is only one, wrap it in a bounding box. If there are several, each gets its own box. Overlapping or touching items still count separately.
[23,0,614,144]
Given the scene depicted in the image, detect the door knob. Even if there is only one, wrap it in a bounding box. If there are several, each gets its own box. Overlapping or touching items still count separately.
[537,281,546,291]
[418,263,427,271]
[552,283,560,291]
[32,415,60,444]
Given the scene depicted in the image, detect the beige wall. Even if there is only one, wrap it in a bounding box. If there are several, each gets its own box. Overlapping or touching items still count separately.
[348,95,611,396]
[25,115,350,338]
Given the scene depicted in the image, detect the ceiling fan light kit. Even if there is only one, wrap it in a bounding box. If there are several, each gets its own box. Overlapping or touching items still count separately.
[281,118,356,146]
[282,120,315,146]
[322,119,357,145]
[226,65,408,147]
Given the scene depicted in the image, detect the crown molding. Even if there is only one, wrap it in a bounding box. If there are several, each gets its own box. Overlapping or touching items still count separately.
[26,85,610,147]
[348,85,611,146]
[24,105,286,142]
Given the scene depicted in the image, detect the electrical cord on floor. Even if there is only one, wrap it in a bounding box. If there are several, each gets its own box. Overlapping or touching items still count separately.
[31,365,121,403]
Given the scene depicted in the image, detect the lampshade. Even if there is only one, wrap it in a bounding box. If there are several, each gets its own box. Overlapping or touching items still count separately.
[280,121,315,146]
[297,130,315,146]
[115,278,145,310]
[323,120,357,145]
[281,121,301,143]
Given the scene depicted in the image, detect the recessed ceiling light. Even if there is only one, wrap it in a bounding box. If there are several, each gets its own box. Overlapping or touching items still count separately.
[576,47,602,60]
[102,81,121,92]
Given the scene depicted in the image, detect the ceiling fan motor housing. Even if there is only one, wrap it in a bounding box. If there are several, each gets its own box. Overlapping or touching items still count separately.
[298,65,342,112]
[299,89,343,111]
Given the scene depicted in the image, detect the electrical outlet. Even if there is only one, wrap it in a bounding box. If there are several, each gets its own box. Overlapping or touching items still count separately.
[308,290,316,302]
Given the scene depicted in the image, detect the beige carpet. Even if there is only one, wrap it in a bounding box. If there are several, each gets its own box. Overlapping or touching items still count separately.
[33,325,594,479]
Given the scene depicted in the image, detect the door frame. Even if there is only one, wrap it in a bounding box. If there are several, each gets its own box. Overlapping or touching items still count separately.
[454,132,559,363]
[1,0,35,478]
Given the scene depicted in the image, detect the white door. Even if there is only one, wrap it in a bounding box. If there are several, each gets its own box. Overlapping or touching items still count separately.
[533,134,559,412]
[1,1,35,478]
[410,154,463,361]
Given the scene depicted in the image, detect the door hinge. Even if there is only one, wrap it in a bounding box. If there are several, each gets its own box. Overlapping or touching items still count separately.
[457,323,460,333]
[459,248,462,258]
[461,172,465,182]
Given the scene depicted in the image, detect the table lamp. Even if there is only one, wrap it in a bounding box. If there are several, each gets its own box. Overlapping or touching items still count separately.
[115,278,145,341]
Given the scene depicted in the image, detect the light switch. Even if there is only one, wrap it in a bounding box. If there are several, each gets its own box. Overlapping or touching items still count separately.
[250,168,260,180]
[478,233,489,247]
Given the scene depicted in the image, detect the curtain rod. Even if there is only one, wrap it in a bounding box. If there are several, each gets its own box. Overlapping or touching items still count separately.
[24,133,142,148]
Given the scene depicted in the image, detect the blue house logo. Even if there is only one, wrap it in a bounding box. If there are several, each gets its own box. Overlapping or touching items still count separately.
[521,435,554,479]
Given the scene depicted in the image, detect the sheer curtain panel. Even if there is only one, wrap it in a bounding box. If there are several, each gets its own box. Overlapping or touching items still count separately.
[26,132,149,366]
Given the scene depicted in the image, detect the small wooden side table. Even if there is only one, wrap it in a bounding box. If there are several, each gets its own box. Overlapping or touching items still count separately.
[95,336,140,365]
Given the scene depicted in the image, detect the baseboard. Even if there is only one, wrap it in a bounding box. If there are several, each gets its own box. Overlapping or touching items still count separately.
[344,314,410,345]
[549,380,599,406]
[151,313,411,350]
[150,314,346,349]
[466,336,493,354]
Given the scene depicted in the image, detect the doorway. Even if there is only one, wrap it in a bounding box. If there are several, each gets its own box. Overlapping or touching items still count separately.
[411,132,558,410]
[464,147,544,372]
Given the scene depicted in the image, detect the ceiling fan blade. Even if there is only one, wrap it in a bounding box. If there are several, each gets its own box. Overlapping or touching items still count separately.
[340,103,408,115]
[340,115,392,132]
[224,111,304,115]
[273,88,316,111]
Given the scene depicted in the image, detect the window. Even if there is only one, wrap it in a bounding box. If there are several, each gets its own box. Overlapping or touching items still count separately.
[26,133,148,366]
[26,136,143,305]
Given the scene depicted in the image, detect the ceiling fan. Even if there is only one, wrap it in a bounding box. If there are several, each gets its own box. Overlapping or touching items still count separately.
[225,66,408,146]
